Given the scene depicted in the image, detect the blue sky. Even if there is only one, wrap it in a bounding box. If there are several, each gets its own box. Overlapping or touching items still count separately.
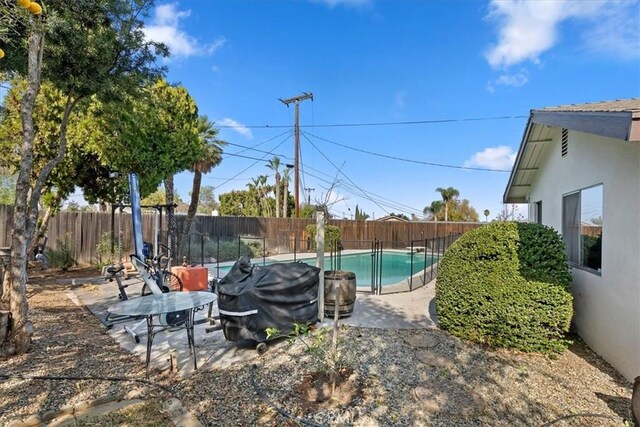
[142,0,639,220]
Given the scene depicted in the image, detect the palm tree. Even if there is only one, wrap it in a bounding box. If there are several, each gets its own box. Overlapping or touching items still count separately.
[247,178,261,215]
[423,200,444,221]
[483,209,490,222]
[266,157,281,218]
[257,174,271,217]
[282,168,291,218]
[181,116,225,253]
[435,187,460,222]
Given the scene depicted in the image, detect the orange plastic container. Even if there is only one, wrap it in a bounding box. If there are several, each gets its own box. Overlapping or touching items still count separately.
[171,266,209,291]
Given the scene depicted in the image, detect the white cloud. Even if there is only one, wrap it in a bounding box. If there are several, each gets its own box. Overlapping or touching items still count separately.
[144,3,226,58]
[312,0,372,8]
[484,0,638,69]
[487,69,529,92]
[581,2,640,59]
[464,146,516,170]
[218,118,253,140]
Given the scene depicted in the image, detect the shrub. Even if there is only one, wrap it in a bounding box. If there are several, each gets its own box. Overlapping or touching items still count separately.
[180,236,265,264]
[241,236,265,258]
[95,232,113,268]
[47,236,76,272]
[435,222,573,354]
[516,222,572,289]
[305,224,342,251]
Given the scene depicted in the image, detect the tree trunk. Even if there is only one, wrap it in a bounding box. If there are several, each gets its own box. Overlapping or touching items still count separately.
[180,170,202,256]
[2,27,44,356]
[444,202,449,222]
[164,176,177,265]
[27,202,55,258]
[282,180,288,218]
[275,173,280,219]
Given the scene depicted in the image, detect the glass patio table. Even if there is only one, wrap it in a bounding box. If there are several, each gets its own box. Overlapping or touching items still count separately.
[108,291,217,377]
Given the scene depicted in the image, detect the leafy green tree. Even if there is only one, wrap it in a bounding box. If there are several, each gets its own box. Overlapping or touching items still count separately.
[447,199,479,222]
[141,189,185,208]
[219,190,259,216]
[435,187,460,222]
[0,173,16,205]
[64,200,94,212]
[0,81,110,252]
[299,204,316,218]
[195,185,219,215]
[0,0,166,355]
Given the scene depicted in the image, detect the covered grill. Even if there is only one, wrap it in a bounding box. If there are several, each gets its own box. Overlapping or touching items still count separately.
[217,256,320,345]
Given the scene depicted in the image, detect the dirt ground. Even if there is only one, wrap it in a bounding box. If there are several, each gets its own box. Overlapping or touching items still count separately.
[0,268,634,426]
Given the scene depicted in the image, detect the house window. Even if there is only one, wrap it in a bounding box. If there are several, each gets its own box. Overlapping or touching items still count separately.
[562,185,603,272]
[534,201,542,224]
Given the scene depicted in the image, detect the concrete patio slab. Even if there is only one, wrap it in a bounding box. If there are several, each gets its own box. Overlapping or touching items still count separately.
[69,274,439,376]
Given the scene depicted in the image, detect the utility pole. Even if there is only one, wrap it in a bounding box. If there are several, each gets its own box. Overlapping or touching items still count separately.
[304,187,315,205]
[280,92,313,218]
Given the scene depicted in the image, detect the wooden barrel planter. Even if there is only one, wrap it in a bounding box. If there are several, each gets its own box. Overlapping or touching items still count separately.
[324,270,357,318]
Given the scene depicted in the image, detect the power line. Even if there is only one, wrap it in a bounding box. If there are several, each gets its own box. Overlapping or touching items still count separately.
[303,169,425,217]
[215,114,528,129]
[302,132,390,216]
[215,134,293,191]
[219,144,427,216]
[217,149,427,216]
[302,130,510,173]
[203,174,274,182]
[225,142,291,160]
[227,129,293,156]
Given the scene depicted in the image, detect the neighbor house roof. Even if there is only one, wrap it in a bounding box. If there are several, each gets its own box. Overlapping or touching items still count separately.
[504,98,640,204]
[376,214,410,222]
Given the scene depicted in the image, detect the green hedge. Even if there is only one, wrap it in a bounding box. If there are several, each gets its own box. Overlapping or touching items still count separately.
[435,222,573,354]
[184,237,264,263]
[305,224,342,251]
[516,222,572,289]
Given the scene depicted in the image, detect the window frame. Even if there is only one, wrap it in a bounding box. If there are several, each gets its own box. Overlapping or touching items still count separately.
[561,184,603,275]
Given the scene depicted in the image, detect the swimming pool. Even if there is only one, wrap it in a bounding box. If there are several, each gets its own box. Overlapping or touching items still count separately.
[208,250,439,288]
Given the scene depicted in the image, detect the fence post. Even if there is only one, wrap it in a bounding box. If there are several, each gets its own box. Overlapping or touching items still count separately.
[262,237,266,266]
[423,238,427,285]
[216,236,220,278]
[378,241,384,295]
[409,240,414,291]
[187,233,192,264]
[316,211,325,321]
[370,240,375,294]
[293,235,297,261]
[200,234,204,266]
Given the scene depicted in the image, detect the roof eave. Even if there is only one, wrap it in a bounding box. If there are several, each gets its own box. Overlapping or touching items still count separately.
[503,114,533,204]
[531,110,634,141]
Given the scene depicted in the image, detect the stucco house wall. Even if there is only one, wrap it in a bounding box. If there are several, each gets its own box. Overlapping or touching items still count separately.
[526,129,640,381]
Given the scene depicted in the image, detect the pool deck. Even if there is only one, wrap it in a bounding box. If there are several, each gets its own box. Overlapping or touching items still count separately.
[68,268,439,376]
[325,278,439,329]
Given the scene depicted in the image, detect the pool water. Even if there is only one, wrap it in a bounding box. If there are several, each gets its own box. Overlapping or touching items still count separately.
[210,251,438,287]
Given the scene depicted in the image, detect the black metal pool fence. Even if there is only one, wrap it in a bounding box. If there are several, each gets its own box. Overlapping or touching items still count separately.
[161,232,462,294]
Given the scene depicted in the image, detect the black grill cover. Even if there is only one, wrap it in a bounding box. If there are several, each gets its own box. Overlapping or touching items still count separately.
[217,256,321,342]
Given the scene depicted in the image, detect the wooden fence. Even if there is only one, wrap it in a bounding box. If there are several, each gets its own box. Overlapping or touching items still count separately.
[0,204,483,264]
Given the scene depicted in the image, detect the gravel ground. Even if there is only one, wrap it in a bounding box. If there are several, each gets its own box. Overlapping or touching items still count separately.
[0,284,634,426]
